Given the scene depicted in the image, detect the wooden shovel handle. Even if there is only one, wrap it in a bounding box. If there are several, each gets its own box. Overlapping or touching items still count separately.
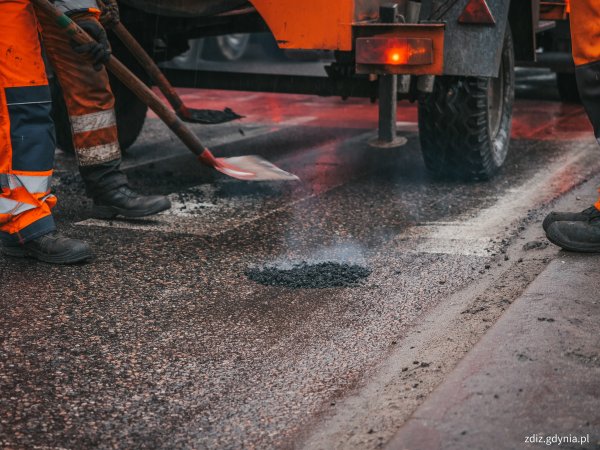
[31,0,217,166]
[95,0,192,117]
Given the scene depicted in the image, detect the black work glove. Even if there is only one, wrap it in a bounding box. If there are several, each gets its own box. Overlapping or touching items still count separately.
[99,0,120,29]
[70,17,111,71]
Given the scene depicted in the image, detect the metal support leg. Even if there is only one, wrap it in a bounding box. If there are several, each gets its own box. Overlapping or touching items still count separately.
[369,4,407,148]
[378,74,398,143]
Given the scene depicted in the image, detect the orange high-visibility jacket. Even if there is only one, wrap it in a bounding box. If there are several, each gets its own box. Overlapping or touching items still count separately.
[0,0,57,244]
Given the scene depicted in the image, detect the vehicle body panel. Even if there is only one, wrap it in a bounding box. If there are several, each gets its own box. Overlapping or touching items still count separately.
[428,0,511,77]
[120,0,529,77]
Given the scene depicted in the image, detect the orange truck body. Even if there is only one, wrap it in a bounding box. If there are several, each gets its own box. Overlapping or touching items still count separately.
[250,0,377,51]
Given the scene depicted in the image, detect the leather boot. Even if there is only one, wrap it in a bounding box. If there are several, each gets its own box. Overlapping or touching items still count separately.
[546,216,600,253]
[2,231,93,264]
[92,185,171,219]
[542,206,600,232]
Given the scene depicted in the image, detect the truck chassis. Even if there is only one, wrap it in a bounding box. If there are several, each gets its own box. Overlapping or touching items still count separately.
[50,0,574,180]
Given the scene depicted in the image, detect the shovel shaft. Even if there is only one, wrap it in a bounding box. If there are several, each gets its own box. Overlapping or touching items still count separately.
[106,58,218,166]
[96,0,189,116]
[111,22,191,117]
[31,0,218,167]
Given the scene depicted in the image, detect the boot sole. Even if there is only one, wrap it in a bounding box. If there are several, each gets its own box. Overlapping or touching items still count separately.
[92,199,171,219]
[2,245,93,264]
[546,227,600,253]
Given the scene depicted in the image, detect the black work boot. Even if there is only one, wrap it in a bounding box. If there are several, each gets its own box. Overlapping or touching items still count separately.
[546,217,600,253]
[2,231,93,264]
[92,185,171,219]
[542,206,600,232]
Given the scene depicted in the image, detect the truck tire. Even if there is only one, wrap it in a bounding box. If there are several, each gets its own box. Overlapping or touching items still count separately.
[50,76,147,155]
[418,27,515,180]
[556,72,580,103]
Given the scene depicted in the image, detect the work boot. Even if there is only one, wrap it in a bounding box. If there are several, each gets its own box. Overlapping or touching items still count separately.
[542,205,600,232]
[2,231,93,264]
[546,217,600,252]
[92,185,171,219]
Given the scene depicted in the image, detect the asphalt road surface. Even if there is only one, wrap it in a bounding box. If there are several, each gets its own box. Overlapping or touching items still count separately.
[1,68,599,449]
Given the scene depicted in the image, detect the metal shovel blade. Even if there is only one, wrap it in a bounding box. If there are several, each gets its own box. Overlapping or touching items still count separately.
[214,155,300,181]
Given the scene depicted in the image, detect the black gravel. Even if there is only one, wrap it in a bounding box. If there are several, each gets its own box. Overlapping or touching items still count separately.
[246,262,372,288]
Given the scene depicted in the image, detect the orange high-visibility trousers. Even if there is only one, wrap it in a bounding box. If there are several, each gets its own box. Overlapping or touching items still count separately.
[35,8,128,197]
[569,0,600,209]
[36,9,121,168]
[0,0,57,244]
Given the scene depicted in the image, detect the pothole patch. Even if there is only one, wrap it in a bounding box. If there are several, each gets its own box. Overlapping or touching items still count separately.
[246,262,372,289]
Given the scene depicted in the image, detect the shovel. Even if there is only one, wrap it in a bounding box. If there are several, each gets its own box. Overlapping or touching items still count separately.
[33,0,299,182]
[100,5,242,125]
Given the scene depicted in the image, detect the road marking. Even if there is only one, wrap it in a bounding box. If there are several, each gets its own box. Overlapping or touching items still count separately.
[396,121,418,132]
[395,146,590,256]
[76,135,593,256]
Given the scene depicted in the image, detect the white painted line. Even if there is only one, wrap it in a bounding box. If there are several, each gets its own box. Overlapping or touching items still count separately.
[396,146,589,256]
[396,121,418,132]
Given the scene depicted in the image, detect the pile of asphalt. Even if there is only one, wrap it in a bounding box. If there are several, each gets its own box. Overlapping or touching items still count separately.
[246,261,371,289]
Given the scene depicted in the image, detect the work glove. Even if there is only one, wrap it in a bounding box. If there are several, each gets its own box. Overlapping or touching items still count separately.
[70,17,111,71]
[99,0,120,29]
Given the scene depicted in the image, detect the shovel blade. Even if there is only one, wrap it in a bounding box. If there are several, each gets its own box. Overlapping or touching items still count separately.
[214,155,299,182]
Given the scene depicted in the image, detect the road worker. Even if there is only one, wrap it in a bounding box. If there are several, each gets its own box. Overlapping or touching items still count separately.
[0,0,92,263]
[544,0,600,252]
[35,0,171,219]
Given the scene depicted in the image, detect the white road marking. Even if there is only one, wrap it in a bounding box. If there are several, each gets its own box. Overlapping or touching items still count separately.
[76,135,592,257]
[396,146,590,256]
[396,121,418,132]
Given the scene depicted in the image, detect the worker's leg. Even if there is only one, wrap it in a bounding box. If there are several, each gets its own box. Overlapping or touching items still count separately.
[0,0,92,264]
[544,0,600,251]
[570,0,600,145]
[35,9,126,193]
[0,0,57,244]
[36,9,170,219]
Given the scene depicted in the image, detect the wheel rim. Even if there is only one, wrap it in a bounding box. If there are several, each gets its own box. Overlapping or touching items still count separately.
[216,34,250,60]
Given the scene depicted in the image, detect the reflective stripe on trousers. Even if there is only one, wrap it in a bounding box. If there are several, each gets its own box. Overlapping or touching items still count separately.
[69,110,121,166]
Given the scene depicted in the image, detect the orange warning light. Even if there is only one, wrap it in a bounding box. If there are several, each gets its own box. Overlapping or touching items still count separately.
[389,51,402,63]
[356,37,433,66]
[386,47,408,65]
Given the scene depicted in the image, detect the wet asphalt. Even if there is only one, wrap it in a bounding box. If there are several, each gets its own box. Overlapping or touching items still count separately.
[2,69,600,449]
